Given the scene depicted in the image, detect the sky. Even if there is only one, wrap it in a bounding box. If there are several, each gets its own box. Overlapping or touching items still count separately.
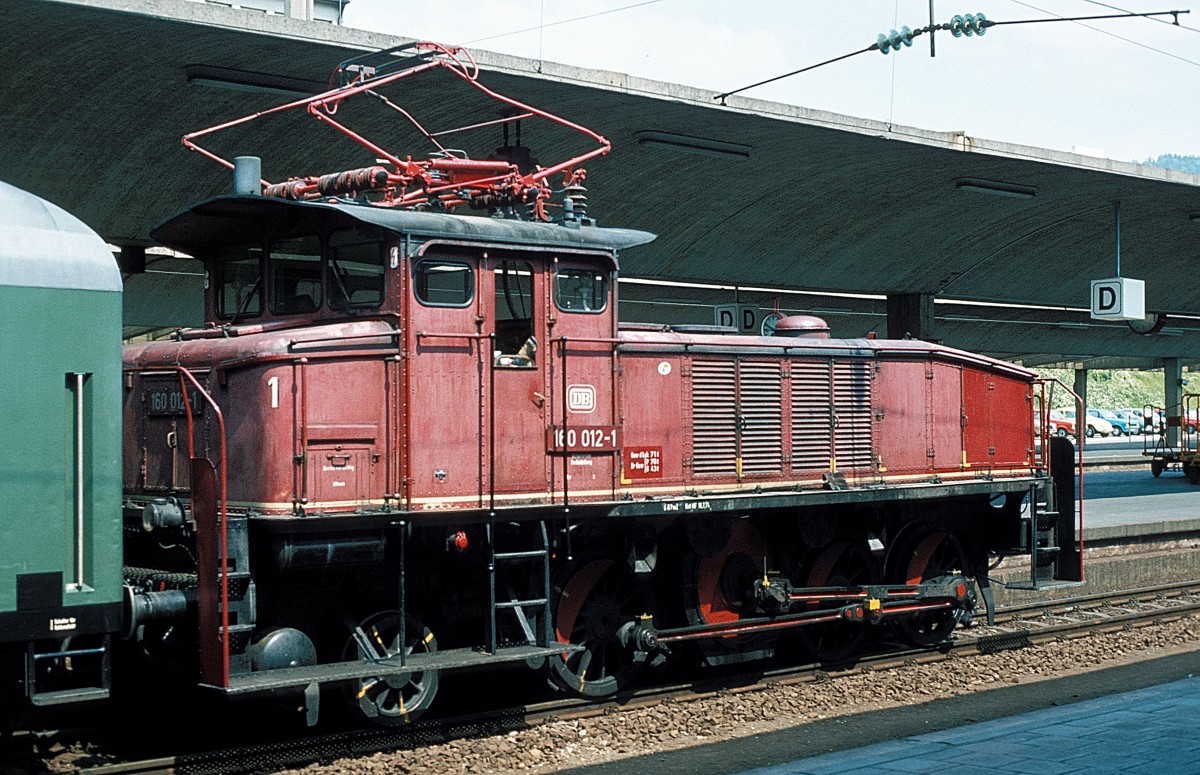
[338,0,1200,163]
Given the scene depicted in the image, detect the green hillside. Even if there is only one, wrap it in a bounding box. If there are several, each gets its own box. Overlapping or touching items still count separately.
[1142,154,1200,174]
[1032,367,1166,410]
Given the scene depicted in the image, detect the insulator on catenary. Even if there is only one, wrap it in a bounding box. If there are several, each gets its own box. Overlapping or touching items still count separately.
[317,166,391,196]
[263,179,311,200]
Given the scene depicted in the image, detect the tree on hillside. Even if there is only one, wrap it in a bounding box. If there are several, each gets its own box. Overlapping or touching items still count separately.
[1142,154,1200,174]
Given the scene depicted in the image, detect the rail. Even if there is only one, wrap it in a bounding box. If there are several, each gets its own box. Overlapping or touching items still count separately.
[61,580,1200,775]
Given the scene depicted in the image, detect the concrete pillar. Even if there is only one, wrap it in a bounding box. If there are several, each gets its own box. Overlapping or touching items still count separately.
[117,245,145,275]
[1165,357,1183,449]
[1073,368,1088,443]
[886,293,936,342]
[286,0,313,20]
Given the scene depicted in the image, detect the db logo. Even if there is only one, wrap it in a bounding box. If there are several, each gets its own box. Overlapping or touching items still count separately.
[567,384,596,413]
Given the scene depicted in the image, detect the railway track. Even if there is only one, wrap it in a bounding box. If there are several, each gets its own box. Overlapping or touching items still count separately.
[25,580,1200,775]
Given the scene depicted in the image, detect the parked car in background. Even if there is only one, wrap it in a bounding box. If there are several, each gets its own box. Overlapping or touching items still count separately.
[1062,409,1112,438]
[1089,409,1130,436]
[1047,409,1076,437]
[1114,408,1145,434]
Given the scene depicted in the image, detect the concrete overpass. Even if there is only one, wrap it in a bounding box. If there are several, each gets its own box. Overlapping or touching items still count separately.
[4,0,1200,378]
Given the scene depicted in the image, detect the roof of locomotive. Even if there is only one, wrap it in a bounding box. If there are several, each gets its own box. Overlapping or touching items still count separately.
[0,181,121,292]
[617,325,1038,380]
[151,195,657,258]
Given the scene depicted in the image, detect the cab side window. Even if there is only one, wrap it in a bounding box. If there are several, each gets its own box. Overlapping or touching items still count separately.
[269,235,323,315]
[554,268,608,313]
[213,244,264,320]
[413,259,474,307]
[328,229,385,311]
[494,260,536,367]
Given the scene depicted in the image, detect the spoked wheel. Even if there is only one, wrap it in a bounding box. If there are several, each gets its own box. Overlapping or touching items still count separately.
[888,528,971,647]
[549,559,648,698]
[795,540,875,662]
[341,611,439,726]
[684,520,778,665]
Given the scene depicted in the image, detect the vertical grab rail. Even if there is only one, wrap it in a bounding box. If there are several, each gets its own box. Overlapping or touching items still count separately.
[1032,377,1085,581]
[174,367,230,687]
[68,372,90,590]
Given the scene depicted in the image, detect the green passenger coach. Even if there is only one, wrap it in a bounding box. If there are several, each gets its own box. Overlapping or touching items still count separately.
[0,180,123,711]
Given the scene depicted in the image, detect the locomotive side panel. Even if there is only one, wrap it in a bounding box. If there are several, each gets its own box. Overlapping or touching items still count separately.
[548,262,619,501]
[874,359,937,476]
[616,352,687,488]
[962,368,1034,472]
[789,357,879,482]
[994,373,1034,466]
[407,254,486,509]
[227,363,295,509]
[487,257,551,500]
[929,362,964,472]
[688,356,788,484]
[831,358,877,481]
[296,358,390,510]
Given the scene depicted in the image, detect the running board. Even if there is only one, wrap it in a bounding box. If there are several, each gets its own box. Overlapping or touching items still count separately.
[208,643,584,695]
[29,686,110,707]
[1005,580,1086,591]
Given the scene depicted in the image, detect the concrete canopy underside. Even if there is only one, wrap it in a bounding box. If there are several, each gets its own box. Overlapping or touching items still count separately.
[5,0,1200,369]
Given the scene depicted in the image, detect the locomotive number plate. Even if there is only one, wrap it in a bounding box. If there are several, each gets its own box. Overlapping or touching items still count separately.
[547,426,620,453]
[145,388,204,417]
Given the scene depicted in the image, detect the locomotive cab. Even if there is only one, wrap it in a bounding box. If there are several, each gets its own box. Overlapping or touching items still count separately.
[208,228,389,326]
[129,196,644,518]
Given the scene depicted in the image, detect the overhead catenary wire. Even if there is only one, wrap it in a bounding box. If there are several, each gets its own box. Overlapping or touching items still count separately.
[1080,0,1200,33]
[464,0,664,45]
[714,8,1191,103]
[1007,1,1200,66]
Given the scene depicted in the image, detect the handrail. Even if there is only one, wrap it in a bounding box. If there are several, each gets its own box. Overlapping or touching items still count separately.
[174,366,230,688]
[69,372,89,590]
[416,331,491,341]
[1033,377,1085,579]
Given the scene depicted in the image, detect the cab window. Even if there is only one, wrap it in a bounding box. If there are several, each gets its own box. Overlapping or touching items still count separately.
[554,268,608,313]
[414,259,474,307]
[213,244,264,320]
[328,229,385,310]
[494,260,536,367]
[269,235,323,315]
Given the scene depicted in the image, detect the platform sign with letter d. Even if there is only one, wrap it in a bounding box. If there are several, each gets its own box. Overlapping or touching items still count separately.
[714,304,760,333]
[1090,277,1145,321]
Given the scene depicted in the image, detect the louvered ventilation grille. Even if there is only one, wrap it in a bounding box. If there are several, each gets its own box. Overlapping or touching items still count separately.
[692,360,737,475]
[833,361,874,470]
[739,362,783,474]
[791,361,832,471]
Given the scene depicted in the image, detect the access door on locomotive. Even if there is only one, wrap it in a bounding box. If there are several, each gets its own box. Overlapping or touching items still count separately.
[405,243,621,511]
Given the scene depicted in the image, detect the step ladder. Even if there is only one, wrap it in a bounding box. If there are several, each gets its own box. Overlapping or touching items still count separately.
[486,520,553,654]
[221,516,257,674]
[25,634,111,706]
[1007,481,1079,591]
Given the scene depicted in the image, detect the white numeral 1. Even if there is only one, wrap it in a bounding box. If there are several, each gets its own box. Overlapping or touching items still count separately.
[268,376,279,409]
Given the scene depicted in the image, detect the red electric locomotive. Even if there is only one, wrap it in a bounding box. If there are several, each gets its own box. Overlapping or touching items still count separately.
[119,44,1082,725]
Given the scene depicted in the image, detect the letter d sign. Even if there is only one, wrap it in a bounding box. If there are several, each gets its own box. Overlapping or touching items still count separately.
[1090,277,1145,321]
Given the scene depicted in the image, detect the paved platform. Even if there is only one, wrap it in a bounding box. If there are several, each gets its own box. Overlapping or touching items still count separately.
[740,677,1200,775]
[560,651,1200,775]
